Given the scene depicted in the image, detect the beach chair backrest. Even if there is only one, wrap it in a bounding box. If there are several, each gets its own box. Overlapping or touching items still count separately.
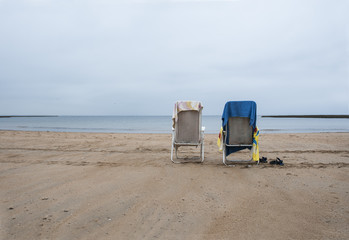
[227,117,253,145]
[175,110,200,143]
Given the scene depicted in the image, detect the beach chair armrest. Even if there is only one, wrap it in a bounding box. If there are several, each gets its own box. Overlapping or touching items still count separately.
[201,126,205,142]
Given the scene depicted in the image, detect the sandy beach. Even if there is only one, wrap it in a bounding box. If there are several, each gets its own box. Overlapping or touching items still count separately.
[1,130,348,239]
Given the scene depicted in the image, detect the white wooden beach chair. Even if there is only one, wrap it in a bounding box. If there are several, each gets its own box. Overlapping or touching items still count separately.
[171,101,205,163]
[221,101,258,166]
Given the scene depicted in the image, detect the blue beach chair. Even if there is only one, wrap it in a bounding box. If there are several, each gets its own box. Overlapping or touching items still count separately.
[221,101,258,166]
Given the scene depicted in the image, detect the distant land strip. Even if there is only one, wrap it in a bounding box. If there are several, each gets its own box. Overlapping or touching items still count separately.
[261,115,349,118]
[0,115,58,118]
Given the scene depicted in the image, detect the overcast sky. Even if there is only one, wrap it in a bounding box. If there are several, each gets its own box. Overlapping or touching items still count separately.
[0,0,348,116]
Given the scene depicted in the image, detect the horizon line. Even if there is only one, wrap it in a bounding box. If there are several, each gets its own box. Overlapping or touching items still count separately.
[1,114,349,119]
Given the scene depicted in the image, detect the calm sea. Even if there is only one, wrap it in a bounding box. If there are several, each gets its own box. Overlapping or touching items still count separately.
[0,116,348,134]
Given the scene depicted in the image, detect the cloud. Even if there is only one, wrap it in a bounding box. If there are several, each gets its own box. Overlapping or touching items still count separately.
[0,0,348,115]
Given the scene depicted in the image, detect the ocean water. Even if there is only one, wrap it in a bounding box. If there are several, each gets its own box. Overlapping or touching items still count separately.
[0,115,348,134]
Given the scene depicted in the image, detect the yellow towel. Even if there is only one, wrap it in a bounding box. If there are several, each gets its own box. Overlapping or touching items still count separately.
[217,127,223,151]
[172,101,203,128]
[252,127,259,161]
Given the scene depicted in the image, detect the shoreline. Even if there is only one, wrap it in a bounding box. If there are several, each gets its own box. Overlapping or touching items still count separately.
[1,129,349,135]
[2,114,349,119]
[1,115,348,134]
[2,129,349,135]
[0,115,58,118]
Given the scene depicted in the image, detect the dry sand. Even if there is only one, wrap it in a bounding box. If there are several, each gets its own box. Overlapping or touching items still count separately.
[1,130,348,240]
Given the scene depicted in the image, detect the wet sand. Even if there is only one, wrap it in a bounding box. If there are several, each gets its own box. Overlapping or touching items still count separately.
[1,131,348,239]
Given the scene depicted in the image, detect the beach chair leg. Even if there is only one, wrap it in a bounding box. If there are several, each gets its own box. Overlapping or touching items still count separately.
[171,143,174,163]
[171,131,181,163]
[202,142,204,162]
[171,146,180,164]
[175,146,179,159]
[223,146,235,167]
[201,129,205,162]
[250,149,259,165]
[200,142,204,162]
[223,146,226,165]
[171,146,182,164]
